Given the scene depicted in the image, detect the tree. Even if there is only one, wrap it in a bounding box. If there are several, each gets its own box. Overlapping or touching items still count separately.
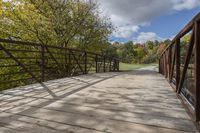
[0,0,113,52]
[146,41,154,50]
[135,46,147,63]
[0,0,114,90]
[120,41,136,63]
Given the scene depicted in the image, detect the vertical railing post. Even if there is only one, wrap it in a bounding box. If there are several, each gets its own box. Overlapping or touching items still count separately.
[163,52,166,76]
[195,21,200,121]
[68,49,71,76]
[162,57,164,75]
[103,55,106,72]
[164,52,167,78]
[159,59,161,73]
[168,47,172,80]
[95,54,98,73]
[176,38,180,92]
[160,57,162,74]
[117,60,119,71]
[166,50,169,79]
[109,58,112,72]
[160,55,163,74]
[84,52,87,74]
[65,48,67,75]
[41,45,45,82]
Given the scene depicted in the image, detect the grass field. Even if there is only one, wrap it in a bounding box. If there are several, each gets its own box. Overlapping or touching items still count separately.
[119,63,158,71]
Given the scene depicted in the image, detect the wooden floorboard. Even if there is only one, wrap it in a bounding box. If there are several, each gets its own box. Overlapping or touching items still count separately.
[0,66,197,133]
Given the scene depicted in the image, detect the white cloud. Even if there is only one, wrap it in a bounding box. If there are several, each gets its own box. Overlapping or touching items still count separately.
[134,32,163,43]
[112,25,139,38]
[97,0,200,40]
[172,0,200,11]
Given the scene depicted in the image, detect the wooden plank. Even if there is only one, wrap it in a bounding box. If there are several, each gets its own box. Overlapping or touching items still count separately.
[0,67,197,132]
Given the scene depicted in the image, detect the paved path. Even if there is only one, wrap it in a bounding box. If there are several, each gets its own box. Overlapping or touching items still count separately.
[0,67,197,133]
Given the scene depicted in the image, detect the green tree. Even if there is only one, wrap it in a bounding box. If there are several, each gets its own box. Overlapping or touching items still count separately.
[135,46,147,63]
[0,0,113,52]
[146,41,154,50]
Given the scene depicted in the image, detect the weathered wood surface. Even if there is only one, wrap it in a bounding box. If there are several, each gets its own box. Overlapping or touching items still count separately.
[0,67,197,133]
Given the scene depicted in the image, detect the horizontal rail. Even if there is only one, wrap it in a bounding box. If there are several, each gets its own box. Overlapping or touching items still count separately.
[0,39,119,91]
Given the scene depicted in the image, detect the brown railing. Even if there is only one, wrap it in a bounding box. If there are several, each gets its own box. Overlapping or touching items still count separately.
[0,39,119,90]
[159,12,200,122]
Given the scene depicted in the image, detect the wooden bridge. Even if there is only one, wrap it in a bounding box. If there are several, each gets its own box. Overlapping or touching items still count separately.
[0,67,198,133]
[1,13,200,133]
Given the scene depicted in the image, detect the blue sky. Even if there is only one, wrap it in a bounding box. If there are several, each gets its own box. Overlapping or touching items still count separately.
[139,7,200,39]
[98,0,200,43]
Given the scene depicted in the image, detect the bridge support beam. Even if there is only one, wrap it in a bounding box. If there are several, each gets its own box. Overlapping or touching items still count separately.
[195,21,200,122]
[175,39,180,92]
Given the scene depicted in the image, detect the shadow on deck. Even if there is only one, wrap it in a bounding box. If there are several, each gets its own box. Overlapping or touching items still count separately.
[0,67,197,133]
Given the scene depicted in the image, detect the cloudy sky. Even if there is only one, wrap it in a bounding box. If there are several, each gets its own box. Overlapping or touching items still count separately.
[97,0,200,43]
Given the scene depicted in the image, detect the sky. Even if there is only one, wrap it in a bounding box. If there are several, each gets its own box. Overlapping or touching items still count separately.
[97,0,200,43]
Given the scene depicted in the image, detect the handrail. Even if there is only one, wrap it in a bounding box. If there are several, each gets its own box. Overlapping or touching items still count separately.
[0,38,103,57]
[0,39,119,90]
[161,12,200,56]
[159,12,200,123]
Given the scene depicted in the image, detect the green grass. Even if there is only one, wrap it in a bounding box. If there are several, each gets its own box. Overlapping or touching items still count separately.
[119,63,158,71]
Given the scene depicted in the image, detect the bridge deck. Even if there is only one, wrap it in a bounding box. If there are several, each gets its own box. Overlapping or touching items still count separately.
[0,67,197,133]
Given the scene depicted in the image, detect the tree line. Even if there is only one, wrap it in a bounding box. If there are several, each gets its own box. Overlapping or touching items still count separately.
[105,40,171,64]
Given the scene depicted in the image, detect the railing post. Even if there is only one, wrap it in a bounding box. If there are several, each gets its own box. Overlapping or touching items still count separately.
[65,49,67,75]
[103,55,106,72]
[161,57,163,74]
[176,38,180,92]
[84,52,87,74]
[160,58,162,74]
[195,21,200,121]
[95,54,98,73]
[68,49,71,76]
[164,52,167,78]
[41,45,45,82]
[168,47,172,80]
[109,58,112,72]
[163,53,165,76]
[166,51,169,78]
[159,59,161,73]
[117,60,119,71]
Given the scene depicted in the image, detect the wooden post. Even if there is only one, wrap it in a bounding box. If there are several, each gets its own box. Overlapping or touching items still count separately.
[195,21,200,121]
[176,38,180,92]
[41,45,45,82]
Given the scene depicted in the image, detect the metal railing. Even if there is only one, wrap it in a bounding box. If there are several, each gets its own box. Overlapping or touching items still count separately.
[0,39,119,90]
[159,12,200,122]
